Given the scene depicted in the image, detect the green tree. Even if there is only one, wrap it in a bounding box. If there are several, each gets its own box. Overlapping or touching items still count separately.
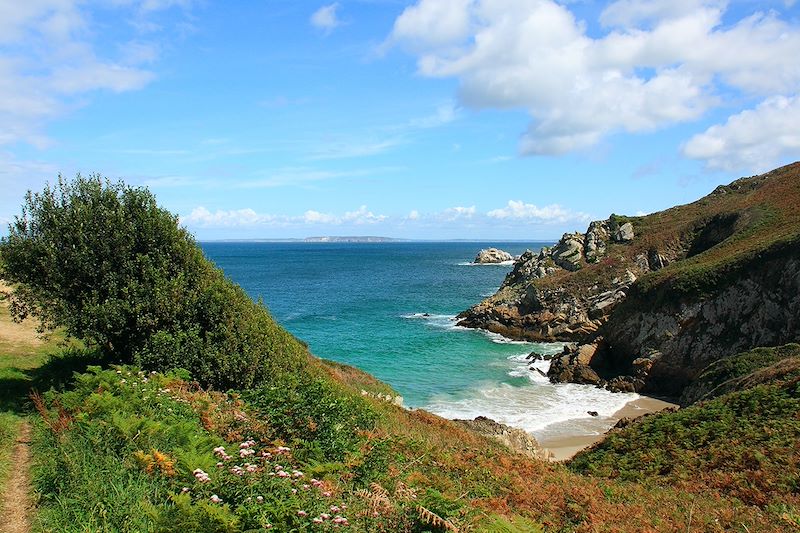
[0,174,306,389]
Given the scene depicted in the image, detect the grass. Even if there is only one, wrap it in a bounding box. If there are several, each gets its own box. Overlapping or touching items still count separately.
[570,381,800,521]
[680,344,800,405]
[0,411,19,494]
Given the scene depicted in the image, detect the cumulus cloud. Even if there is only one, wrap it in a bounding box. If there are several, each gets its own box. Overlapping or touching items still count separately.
[388,0,800,159]
[682,95,800,172]
[487,201,590,223]
[181,205,388,228]
[0,0,190,147]
[181,207,277,227]
[310,3,341,32]
[441,206,476,220]
[343,205,388,224]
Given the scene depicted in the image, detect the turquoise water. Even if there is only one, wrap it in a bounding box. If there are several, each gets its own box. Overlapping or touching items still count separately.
[201,241,637,441]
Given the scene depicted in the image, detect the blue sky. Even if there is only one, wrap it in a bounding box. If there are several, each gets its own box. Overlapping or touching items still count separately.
[1,0,799,240]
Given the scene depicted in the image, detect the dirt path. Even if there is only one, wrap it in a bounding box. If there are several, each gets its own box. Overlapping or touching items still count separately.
[1,421,32,533]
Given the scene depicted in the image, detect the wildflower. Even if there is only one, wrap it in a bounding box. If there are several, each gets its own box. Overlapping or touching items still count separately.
[120,379,127,384]
[320,513,331,520]
[292,470,303,478]
[332,516,348,525]
[180,487,190,494]
[277,470,291,478]
[230,466,244,476]
[261,451,272,459]
[239,448,255,458]
[277,445,291,453]
[311,478,323,487]
[216,462,224,468]
[291,488,297,494]
[275,465,283,471]
[192,469,210,483]
[297,510,307,517]
[302,484,310,490]
[116,370,122,374]
[256,496,264,503]
[330,505,340,513]
[265,525,272,530]
[313,517,324,524]
[245,464,258,473]
[322,491,332,497]
[210,494,222,504]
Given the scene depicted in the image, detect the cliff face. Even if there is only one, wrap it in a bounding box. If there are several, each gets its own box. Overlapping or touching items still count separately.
[458,162,800,398]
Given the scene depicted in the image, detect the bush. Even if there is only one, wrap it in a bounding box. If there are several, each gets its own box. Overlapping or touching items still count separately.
[0,174,307,389]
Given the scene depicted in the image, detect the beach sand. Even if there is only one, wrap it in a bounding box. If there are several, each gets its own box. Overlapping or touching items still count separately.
[538,396,677,461]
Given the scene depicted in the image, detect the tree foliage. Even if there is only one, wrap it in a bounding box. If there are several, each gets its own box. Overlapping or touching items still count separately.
[0,174,306,389]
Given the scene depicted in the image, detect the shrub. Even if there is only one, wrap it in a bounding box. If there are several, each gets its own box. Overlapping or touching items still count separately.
[0,174,306,389]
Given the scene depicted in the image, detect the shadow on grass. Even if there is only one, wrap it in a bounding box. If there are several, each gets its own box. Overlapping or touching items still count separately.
[0,348,113,414]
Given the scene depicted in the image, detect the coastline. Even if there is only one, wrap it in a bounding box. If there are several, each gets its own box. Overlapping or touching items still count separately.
[538,396,677,462]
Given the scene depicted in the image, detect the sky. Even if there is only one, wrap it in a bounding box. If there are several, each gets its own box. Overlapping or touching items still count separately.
[1,0,799,240]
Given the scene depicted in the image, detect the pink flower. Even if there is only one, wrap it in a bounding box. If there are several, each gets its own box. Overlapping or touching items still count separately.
[277,470,290,478]
[297,510,307,517]
[180,487,190,494]
[210,494,222,504]
[292,470,304,478]
[313,517,324,524]
[320,513,330,520]
[330,505,340,513]
[192,469,210,483]
[291,489,297,494]
[322,491,332,497]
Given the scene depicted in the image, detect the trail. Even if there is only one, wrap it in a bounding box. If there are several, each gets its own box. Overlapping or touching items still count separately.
[1,421,32,533]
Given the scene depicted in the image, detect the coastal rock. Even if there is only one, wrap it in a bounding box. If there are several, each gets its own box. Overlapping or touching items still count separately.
[612,222,635,242]
[474,248,513,264]
[453,416,552,461]
[457,214,646,343]
[548,342,604,385]
[552,233,585,271]
[584,221,610,263]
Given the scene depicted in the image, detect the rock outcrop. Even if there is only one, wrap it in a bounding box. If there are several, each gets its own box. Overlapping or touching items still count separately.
[453,416,552,461]
[457,216,644,342]
[458,163,800,399]
[473,248,514,264]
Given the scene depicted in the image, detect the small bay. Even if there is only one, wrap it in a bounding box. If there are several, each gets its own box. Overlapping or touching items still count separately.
[201,241,636,442]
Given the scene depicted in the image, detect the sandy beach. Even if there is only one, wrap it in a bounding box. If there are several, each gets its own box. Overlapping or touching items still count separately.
[538,396,678,461]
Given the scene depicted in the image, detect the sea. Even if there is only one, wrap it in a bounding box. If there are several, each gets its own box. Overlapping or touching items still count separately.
[200,241,638,443]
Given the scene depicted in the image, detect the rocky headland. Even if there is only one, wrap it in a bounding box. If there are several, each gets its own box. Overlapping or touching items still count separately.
[458,163,800,398]
[473,247,514,263]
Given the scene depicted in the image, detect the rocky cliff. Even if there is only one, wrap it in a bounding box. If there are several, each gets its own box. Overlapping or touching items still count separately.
[458,163,800,398]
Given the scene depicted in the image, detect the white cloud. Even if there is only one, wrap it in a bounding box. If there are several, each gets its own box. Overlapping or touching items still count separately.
[0,1,190,148]
[389,0,800,157]
[303,210,338,224]
[441,206,476,220]
[310,3,341,32]
[408,101,459,129]
[407,210,420,220]
[343,205,388,224]
[181,207,278,227]
[487,200,591,224]
[181,205,388,228]
[682,95,800,172]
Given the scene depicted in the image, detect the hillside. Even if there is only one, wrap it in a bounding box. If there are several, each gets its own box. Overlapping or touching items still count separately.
[1,174,798,531]
[458,162,800,397]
